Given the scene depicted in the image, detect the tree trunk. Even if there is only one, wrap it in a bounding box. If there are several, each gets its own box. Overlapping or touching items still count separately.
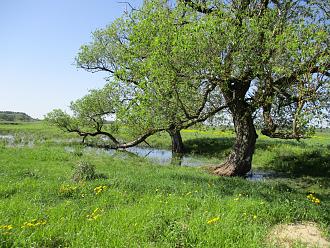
[167,129,185,154]
[213,101,258,176]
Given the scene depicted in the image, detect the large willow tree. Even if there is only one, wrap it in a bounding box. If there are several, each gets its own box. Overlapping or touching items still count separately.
[75,2,226,153]
[76,0,329,176]
[175,0,329,175]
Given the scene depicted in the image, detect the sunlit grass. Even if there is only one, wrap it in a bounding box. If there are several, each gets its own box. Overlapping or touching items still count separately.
[0,122,329,247]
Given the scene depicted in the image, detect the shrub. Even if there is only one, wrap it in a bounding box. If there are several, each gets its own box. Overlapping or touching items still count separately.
[72,161,96,182]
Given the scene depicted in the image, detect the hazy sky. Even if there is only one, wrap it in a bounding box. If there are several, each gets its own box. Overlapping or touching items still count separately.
[0,0,142,119]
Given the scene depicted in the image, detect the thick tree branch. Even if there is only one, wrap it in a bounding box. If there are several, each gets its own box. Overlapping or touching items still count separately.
[66,128,120,144]
[180,104,229,129]
[180,0,214,14]
[273,63,330,87]
[86,127,166,149]
[84,103,229,151]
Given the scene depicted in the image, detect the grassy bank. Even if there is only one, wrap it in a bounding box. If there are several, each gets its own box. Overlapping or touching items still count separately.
[0,122,329,247]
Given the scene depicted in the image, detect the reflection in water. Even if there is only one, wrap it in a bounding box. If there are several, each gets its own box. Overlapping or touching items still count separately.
[125,147,204,167]
[245,170,280,181]
[0,134,34,147]
[80,146,279,180]
[0,134,14,140]
[118,147,281,180]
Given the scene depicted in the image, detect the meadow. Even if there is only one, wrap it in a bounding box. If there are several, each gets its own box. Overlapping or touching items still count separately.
[0,122,329,247]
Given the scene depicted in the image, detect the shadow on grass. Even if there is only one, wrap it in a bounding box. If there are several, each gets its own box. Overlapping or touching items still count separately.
[184,137,234,157]
[167,172,329,218]
[264,150,330,178]
[255,138,307,150]
[184,136,328,178]
[183,136,308,157]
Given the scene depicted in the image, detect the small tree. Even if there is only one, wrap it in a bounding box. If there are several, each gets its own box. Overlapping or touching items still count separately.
[46,79,225,152]
[45,83,120,144]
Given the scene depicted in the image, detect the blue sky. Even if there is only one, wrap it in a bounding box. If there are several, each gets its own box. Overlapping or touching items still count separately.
[0,0,142,119]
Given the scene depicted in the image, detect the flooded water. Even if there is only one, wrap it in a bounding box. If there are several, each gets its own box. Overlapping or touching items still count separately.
[53,138,82,144]
[0,134,14,140]
[124,147,205,166]
[78,145,210,167]
[111,147,280,180]
[0,133,82,148]
[0,134,34,147]
[0,133,278,180]
[245,170,280,181]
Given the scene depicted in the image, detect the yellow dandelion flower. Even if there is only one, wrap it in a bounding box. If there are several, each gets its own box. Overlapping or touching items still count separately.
[87,208,103,221]
[307,193,321,205]
[0,225,13,230]
[94,186,107,195]
[207,217,220,224]
[22,219,47,228]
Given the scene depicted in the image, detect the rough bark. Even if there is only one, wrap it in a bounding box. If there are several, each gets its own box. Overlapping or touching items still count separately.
[214,100,258,176]
[167,129,185,154]
[214,79,258,177]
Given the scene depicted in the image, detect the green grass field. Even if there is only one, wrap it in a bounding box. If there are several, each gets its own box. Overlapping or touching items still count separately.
[0,122,329,247]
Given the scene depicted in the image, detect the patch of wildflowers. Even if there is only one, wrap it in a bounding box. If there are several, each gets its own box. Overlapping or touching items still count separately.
[307,193,321,205]
[94,185,107,195]
[22,219,47,228]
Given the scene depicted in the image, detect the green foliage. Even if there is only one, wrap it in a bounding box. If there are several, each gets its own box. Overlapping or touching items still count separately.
[58,184,80,198]
[44,109,78,132]
[45,83,121,141]
[69,83,119,130]
[75,0,329,141]
[75,1,225,138]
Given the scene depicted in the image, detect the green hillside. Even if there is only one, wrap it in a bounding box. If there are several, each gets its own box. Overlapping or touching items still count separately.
[0,111,35,122]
